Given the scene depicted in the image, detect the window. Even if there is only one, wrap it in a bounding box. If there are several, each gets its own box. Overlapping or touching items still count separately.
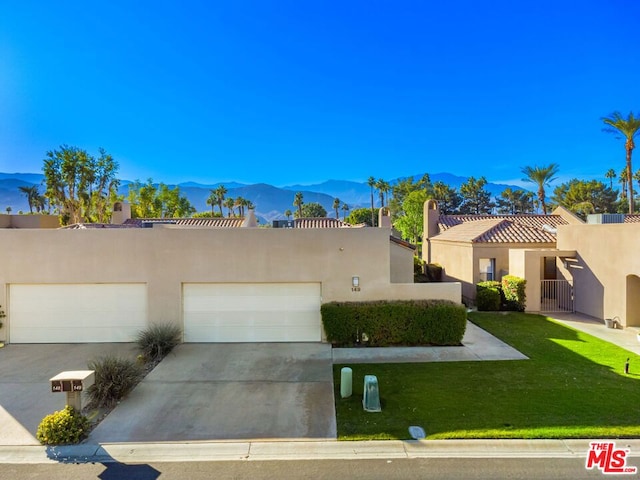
[479,258,496,282]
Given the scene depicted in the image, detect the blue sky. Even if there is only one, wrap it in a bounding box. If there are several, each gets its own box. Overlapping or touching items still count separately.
[1,1,638,187]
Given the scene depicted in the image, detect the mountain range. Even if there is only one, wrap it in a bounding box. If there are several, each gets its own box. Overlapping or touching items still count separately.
[0,172,524,222]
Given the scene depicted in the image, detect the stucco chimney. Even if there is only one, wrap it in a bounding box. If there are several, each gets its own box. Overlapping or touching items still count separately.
[111,202,132,225]
[423,199,440,263]
[378,207,391,228]
[242,208,258,228]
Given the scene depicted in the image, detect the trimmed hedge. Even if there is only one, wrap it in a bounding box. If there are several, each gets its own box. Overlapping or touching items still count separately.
[502,275,526,311]
[476,281,502,311]
[321,300,467,347]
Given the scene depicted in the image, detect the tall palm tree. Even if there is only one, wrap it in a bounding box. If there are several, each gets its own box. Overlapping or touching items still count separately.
[375,178,390,208]
[619,168,628,202]
[214,185,227,216]
[284,209,292,220]
[341,203,349,221]
[602,112,640,214]
[367,176,376,225]
[234,196,248,216]
[206,190,217,215]
[223,197,235,217]
[605,168,617,190]
[293,192,304,218]
[521,163,559,214]
[333,198,341,218]
[18,185,40,213]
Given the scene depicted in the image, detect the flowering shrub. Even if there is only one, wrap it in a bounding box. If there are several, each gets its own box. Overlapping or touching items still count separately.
[36,406,90,445]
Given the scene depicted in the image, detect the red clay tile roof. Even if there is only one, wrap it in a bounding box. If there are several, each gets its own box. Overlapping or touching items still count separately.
[624,215,640,223]
[293,218,364,228]
[433,218,557,244]
[438,214,569,231]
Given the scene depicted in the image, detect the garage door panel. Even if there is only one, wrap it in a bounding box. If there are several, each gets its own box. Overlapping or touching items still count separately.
[183,283,321,343]
[9,284,147,343]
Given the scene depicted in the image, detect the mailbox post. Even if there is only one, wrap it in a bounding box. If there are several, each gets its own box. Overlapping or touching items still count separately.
[50,370,95,411]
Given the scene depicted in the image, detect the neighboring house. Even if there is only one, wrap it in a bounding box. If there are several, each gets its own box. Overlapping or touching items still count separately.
[422,199,583,304]
[0,204,460,344]
[510,214,640,327]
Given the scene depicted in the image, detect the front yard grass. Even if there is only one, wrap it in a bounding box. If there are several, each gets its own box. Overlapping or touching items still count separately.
[334,312,640,440]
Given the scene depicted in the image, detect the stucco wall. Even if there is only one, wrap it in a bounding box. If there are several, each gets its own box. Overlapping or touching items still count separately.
[0,227,461,336]
[0,214,59,229]
[557,223,640,326]
[430,240,475,302]
[390,241,414,283]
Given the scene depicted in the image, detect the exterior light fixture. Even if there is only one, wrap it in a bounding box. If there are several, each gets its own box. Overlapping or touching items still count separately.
[352,276,361,292]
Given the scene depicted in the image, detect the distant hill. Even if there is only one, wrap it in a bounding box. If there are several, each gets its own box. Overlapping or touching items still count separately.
[0,171,526,219]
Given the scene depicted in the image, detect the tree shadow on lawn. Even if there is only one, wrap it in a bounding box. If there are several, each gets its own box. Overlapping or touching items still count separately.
[333,312,640,440]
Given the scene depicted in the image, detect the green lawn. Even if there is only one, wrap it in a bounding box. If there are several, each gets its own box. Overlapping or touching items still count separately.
[334,312,640,440]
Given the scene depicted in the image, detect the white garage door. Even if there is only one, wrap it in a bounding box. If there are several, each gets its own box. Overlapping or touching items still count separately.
[183,283,321,342]
[9,284,147,343]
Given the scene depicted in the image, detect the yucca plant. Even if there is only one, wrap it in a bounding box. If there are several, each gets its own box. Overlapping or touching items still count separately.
[136,323,182,361]
[86,356,142,408]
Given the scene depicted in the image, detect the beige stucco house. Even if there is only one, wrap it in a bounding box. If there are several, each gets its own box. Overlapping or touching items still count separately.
[0,206,461,344]
[422,200,582,305]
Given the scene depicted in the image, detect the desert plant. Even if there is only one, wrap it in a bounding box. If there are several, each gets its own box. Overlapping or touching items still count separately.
[0,304,5,329]
[136,323,182,361]
[36,406,90,445]
[86,356,142,408]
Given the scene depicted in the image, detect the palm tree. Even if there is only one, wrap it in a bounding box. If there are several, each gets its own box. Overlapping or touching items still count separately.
[206,190,217,215]
[293,192,304,218]
[602,112,640,214]
[234,196,248,216]
[367,176,376,225]
[333,198,341,218]
[223,197,235,217]
[521,163,559,214]
[375,178,390,208]
[341,203,349,221]
[5,206,11,215]
[18,185,40,213]
[605,169,617,190]
[214,185,227,216]
[619,168,628,202]
[284,209,292,220]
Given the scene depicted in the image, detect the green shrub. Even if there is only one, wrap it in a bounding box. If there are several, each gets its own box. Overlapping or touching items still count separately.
[413,256,424,275]
[502,275,526,311]
[137,323,182,361]
[86,356,142,408]
[476,281,502,311]
[321,300,467,347]
[36,406,90,445]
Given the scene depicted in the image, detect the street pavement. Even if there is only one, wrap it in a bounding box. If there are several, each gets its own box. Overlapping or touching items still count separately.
[1,313,639,465]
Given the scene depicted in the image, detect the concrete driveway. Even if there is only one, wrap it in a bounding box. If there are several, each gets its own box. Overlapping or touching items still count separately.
[88,343,337,443]
[0,343,140,446]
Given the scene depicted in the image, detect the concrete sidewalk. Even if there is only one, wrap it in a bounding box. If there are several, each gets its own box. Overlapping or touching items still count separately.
[551,312,640,356]
[3,439,640,464]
